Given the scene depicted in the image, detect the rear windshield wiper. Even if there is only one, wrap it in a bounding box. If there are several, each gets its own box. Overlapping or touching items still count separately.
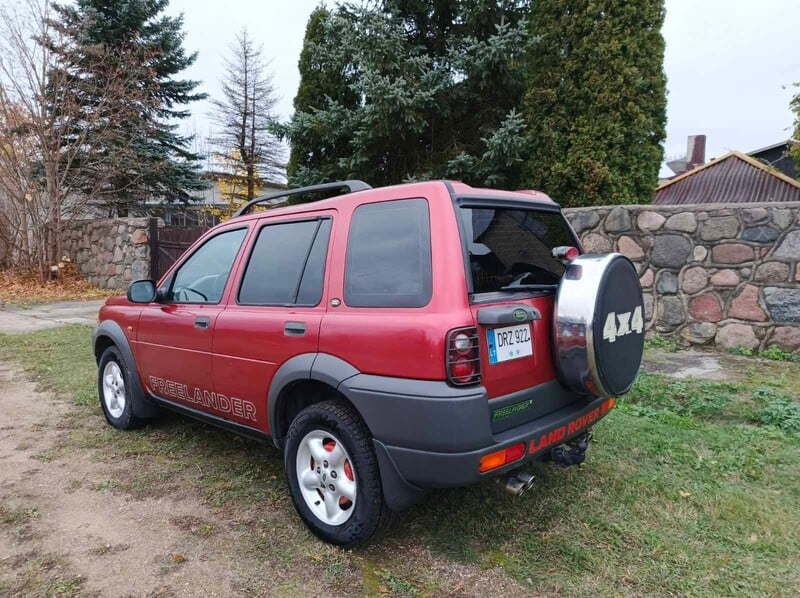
[498,283,557,292]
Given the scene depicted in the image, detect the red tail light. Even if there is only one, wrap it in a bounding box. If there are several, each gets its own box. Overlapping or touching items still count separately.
[552,245,579,262]
[446,327,481,386]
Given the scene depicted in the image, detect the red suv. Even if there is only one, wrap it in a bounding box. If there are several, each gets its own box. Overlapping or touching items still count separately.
[94,180,644,546]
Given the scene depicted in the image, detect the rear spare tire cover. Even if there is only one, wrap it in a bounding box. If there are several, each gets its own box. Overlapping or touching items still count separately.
[553,253,645,397]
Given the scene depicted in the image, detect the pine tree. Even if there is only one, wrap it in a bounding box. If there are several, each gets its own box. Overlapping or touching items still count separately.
[286,6,359,184]
[284,2,532,188]
[46,0,207,212]
[523,0,667,207]
[211,28,283,207]
[387,0,532,187]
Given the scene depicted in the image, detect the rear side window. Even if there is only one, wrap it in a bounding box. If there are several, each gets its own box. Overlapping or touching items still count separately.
[345,199,432,308]
[238,219,331,306]
[460,207,576,294]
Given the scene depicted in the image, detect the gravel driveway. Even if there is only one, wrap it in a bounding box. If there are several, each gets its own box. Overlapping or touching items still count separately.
[0,300,105,334]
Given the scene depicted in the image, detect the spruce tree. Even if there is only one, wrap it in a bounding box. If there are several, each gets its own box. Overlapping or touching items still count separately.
[523,0,667,206]
[46,0,207,211]
[286,6,359,184]
[388,0,531,187]
[285,2,532,188]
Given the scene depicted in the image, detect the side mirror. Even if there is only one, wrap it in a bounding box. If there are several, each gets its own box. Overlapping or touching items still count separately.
[127,280,158,304]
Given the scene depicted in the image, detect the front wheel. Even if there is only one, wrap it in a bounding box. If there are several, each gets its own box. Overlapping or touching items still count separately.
[284,400,387,547]
[97,346,143,430]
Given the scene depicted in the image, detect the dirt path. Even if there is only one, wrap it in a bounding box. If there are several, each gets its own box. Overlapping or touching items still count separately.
[0,360,245,597]
[0,300,105,334]
[0,315,534,597]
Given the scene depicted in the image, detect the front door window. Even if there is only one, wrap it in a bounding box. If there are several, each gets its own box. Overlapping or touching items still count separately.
[168,228,247,303]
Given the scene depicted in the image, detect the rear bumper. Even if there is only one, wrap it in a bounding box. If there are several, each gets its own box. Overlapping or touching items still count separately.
[379,394,613,488]
[339,375,614,510]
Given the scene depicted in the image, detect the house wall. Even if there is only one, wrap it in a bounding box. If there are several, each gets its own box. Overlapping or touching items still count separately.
[564,201,800,352]
[63,218,156,290]
[751,145,796,179]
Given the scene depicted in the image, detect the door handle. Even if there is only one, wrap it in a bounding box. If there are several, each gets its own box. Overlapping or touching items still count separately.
[284,321,306,336]
[194,316,211,329]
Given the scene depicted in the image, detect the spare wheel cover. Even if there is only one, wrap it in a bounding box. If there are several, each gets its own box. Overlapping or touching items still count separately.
[553,253,645,397]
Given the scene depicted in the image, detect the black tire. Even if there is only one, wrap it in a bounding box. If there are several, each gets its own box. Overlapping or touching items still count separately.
[284,400,388,547]
[97,346,144,430]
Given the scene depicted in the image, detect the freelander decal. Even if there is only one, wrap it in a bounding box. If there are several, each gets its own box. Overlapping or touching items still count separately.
[148,376,257,422]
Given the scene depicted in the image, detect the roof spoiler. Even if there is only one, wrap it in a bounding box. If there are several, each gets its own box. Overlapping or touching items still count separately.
[231,180,372,218]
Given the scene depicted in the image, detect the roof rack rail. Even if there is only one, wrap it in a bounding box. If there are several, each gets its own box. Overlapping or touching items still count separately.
[231,180,372,218]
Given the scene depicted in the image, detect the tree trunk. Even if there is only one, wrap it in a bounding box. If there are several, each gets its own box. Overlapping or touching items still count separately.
[247,163,255,201]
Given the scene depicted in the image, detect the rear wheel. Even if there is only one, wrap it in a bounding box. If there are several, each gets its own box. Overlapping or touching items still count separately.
[284,400,386,547]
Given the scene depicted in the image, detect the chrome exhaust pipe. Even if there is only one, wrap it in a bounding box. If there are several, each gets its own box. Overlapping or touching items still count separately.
[499,469,536,496]
[516,471,536,492]
[503,476,527,496]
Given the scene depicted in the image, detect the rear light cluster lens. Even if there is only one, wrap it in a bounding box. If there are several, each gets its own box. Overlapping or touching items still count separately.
[446,327,481,386]
[552,245,580,262]
[479,442,525,473]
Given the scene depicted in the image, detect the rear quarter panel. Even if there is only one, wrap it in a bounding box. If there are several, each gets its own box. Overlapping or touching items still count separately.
[318,183,473,380]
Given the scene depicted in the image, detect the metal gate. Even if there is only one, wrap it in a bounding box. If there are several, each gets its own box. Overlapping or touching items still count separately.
[149,218,208,280]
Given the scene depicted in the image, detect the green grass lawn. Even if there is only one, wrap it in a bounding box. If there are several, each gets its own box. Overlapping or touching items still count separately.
[1,325,799,596]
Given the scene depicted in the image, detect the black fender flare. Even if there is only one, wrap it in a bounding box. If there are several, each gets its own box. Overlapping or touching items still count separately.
[267,353,423,511]
[267,353,315,447]
[92,321,159,419]
[266,353,359,448]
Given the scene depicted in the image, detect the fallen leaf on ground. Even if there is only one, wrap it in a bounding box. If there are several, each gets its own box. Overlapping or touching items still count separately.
[0,266,113,306]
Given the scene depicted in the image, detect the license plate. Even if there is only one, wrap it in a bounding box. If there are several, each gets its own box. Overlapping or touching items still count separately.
[487,323,533,364]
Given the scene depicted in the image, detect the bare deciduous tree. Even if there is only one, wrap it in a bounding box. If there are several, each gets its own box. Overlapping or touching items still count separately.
[0,0,152,278]
[211,28,284,206]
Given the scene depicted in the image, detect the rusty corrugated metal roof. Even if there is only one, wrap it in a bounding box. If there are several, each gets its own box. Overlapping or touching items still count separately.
[654,150,800,205]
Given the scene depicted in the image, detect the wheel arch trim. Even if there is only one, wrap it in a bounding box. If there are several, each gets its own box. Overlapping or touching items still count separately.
[266,353,432,511]
[267,353,360,447]
[93,321,159,418]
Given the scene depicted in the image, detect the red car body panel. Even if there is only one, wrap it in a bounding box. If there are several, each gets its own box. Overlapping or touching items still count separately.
[469,295,559,399]
[104,181,571,432]
[318,182,472,381]
[207,210,334,434]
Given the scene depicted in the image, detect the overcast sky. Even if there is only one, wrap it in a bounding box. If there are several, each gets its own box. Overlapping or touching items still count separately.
[167,0,799,178]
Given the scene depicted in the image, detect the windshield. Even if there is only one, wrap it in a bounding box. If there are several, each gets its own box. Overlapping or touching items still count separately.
[459,207,578,294]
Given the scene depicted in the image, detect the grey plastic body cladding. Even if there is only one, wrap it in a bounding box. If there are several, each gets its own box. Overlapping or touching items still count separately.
[383,393,609,488]
[266,353,425,510]
[92,342,597,512]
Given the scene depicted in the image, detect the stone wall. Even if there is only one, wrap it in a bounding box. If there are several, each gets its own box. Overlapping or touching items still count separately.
[563,202,800,353]
[61,205,800,352]
[63,218,155,290]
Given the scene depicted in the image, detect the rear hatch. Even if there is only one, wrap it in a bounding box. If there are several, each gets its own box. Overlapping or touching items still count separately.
[456,202,580,403]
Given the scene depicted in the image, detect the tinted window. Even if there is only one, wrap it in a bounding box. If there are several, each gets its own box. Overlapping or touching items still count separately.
[238,219,331,306]
[460,207,576,294]
[169,228,247,303]
[345,199,432,308]
[296,220,332,305]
